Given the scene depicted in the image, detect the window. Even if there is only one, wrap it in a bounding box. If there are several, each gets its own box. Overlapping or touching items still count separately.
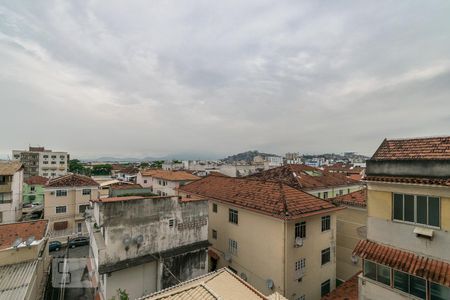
[295,221,306,238]
[0,212,2,223]
[393,193,440,227]
[321,215,331,232]
[43,161,48,164]
[364,260,391,286]
[77,222,82,233]
[56,206,67,214]
[60,155,65,159]
[321,279,330,297]
[60,161,65,165]
[51,173,56,176]
[339,189,343,196]
[51,155,56,159]
[323,191,328,199]
[51,161,56,164]
[394,270,426,299]
[56,190,67,197]
[321,248,331,265]
[296,295,305,300]
[228,239,238,255]
[143,180,147,184]
[212,229,217,239]
[212,203,218,213]
[0,176,6,184]
[30,186,35,192]
[431,282,450,300]
[82,189,91,195]
[295,258,306,271]
[169,219,175,227]
[318,192,321,198]
[229,209,238,224]
[79,205,89,214]
[347,188,350,194]
[43,155,48,158]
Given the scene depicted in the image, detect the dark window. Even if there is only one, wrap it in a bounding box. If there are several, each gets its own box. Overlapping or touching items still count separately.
[393,193,403,220]
[394,270,409,293]
[82,189,91,195]
[404,194,415,222]
[30,186,35,192]
[56,190,67,197]
[417,196,428,224]
[409,275,426,299]
[323,191,328,199]
[364,260,377,281]
[213,203,218,213]
[321,247,331,265]
[429,197,440,227]
[321,215,331,231]
[169,219,175,227]
[56,206,66,213]
[79,205,89,214]
[393,193,440,227]
[295,222,306,238]
[364,260,391,286]
[228,239,238,255]
[321,279,330,297]
[431,282,450,300]
[229,209,238,224]
[212,229,217,239]
[143,180,147,184]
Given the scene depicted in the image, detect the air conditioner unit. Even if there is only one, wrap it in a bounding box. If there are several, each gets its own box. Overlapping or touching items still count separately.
[295,237,304,247]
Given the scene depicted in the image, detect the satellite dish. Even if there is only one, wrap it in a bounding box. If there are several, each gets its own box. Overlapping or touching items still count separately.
[12,238,23,248]
[295,237,303,247]
[224,252,232,262]
[134,235,144,245]
[266,279,274,290]
[122,235,132,246]
[26,236,35,247]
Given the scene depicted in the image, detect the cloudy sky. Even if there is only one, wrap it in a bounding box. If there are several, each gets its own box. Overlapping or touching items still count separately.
[1,1,449,159]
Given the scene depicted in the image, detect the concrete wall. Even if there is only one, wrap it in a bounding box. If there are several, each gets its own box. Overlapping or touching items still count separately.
[306,184,363,199]
[358,275,410,300]
[367,160,450,178]
[23,183,45,204]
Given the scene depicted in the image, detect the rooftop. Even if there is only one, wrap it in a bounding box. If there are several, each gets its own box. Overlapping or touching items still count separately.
[353,239,450,287]
[0,161,23,176]
[179,176,341,220]
[140,268,284,300]
[321,272,359,300]
[364,175,450,186]
[332,189,367,208]
[94,195,170,203]
[371,136,450,161]
[110,183,143,190]
[0,260,39,299]
[0,220,48,251]
[46,174,99,188]
[24,175,48,185]
[247,164,360,190]
[151,170,201,181]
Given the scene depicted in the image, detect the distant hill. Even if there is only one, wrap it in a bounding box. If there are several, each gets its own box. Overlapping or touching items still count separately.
[222,150,279,163]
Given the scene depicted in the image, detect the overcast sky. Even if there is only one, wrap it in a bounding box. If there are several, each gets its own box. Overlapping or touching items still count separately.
[1,1,449,159]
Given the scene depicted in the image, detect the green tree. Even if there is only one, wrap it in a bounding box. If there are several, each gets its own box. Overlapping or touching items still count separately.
[69,159,85,174]
[140,162,150,168]
[92,164,112,176]
[150,160,164,169]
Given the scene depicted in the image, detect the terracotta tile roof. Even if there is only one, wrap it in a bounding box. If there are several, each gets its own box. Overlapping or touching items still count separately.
[46,174,99,188]
[0,220,48,250]
[94,195,170,203]
[24,175,48,185]
[353,240,450,287]
[324,163,365,175]
[208,171,229,177]
[321,272,360,300]
[365,175,450,186]
[151,170,201,181]
[110,183,143,190]
[371,136,450,161]
[247,164,360,190]
[0,161,23,176]
[332,189,367,208]
[140,169,160,177]
[179,176,341,220]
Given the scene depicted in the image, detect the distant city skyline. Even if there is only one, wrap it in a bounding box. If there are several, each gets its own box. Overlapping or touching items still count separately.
[1,1,449,159]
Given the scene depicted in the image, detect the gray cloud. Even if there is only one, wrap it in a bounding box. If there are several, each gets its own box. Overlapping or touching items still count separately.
[0,0,449,159]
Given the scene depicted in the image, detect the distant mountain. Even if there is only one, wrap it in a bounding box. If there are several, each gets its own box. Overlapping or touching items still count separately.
[222,150,280,163]
[80,152,221,163]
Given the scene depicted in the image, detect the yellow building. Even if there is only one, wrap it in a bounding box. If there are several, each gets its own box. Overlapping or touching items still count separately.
[354,137,450,300]
[44,174,99,241]
[179,176,343,300]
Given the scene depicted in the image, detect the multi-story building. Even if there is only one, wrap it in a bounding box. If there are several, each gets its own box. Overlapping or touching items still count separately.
[86,194,209,300]
[178,175,343,300]
[248,164,363,199]
[136,169,158,189]
[23,175,47,205]
[0,161,23,223]
[353,136,450,300]
[331,189,367,283]
[0,220,50,299]
[44,174,99,240]
[137,170,200,196]
[12,146,69,178]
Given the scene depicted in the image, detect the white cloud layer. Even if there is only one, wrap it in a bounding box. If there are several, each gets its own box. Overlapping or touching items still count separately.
[0,0,449,158]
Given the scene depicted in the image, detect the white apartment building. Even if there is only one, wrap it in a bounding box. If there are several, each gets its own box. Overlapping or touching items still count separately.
[12,146,69,178]
[0,161,23,224]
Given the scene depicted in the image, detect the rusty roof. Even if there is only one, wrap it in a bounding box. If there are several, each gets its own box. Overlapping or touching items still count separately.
[371,136,450,161]
[0,220,48,250]
[0,161,23,176]
[247,164,360,190]
[332,189,367,208]
[321,272,359,300]
[179,176,341,220]
[46,174,99,188]
[24,175,48,185]
[365,175,450,186]
[353,240,450,287]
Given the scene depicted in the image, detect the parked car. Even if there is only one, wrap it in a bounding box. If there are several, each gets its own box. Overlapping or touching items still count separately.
[68,237,90,248]
[49,241,62,252]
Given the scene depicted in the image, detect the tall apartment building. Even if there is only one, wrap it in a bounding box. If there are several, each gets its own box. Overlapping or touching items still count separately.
[0,161,24,223]
[12,146,69,178]
[179,175,343,300]
[44,174,99,239]
[353,137,450,300]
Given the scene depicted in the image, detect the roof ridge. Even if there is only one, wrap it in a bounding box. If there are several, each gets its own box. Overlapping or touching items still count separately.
[278,181,289,217]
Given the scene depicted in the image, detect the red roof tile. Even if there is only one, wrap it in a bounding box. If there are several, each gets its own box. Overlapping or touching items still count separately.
[94,195,170,203]
[179,176,342,220]
[321,272,360,300]
[372,136,450,161]
[247,164,360,190]
[0,161,23,175]
[353,240,450,287]
[0,220,48,250]
[24,175,48,185]
[46,174,99,188]
[110,183,143,190]
[365,176,450,186]
[332,189,367,208]
[151,170,200,181]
